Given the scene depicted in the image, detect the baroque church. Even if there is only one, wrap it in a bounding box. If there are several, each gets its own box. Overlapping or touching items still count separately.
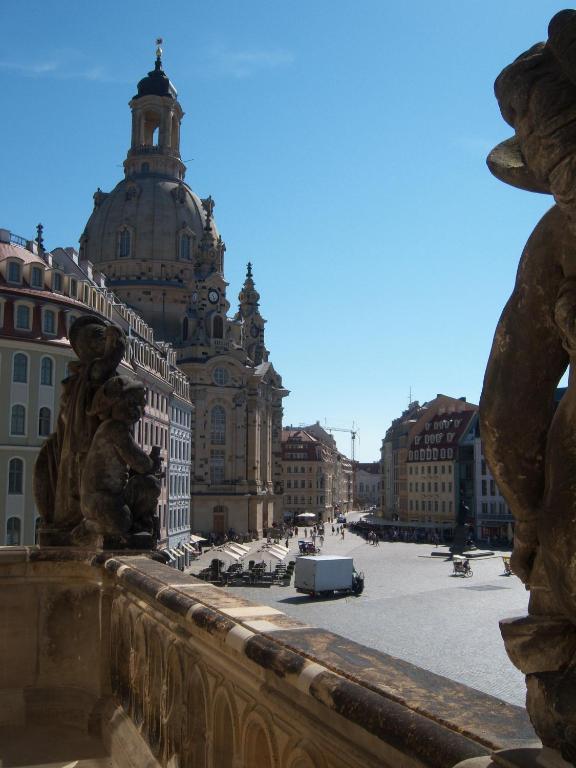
[79,44,288,535]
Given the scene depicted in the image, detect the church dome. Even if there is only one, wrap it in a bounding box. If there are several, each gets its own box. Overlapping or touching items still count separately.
[80,177,218,267]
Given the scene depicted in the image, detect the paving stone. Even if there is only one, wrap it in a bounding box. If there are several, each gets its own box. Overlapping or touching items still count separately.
[201,524,528,705]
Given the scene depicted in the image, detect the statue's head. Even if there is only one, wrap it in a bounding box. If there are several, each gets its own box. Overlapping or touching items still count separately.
[69,316,124,363]
[488,10,576,215]
[88,375,146,424]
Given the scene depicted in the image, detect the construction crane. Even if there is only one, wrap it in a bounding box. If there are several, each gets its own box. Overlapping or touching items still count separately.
[325,424,358,462]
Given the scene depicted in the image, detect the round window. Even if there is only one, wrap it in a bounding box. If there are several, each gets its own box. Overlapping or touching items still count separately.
[213,367,229,386]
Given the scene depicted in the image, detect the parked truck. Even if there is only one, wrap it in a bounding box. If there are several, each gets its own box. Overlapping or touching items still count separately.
[294,555,364,597]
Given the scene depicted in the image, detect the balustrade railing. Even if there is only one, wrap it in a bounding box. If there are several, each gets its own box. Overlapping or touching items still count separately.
[0,547,537,768]
[129,144,180,158]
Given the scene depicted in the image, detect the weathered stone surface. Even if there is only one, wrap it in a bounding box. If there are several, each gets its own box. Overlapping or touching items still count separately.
[0,547,538,767]
[33,317,163,548]
[481,9,576,763]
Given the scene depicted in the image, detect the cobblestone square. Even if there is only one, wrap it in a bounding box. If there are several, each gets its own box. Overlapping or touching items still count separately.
[191,520,528,706]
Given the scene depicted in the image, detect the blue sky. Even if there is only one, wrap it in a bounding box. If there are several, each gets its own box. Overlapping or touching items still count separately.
[0,1,567,460]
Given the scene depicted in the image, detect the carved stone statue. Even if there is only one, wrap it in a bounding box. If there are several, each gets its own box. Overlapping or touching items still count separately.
[34,316,161,549]
[34,316,126,542]
[480,10,576,764]
[78,375,161,545]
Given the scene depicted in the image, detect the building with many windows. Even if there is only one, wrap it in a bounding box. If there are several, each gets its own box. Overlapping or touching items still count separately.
[78,48,288,537]
[281,425,353,522]
[405,400,478,533]
[168,380,194,565]
[379,401,426,520]
[0,227,192,551]
[354,462,381,509]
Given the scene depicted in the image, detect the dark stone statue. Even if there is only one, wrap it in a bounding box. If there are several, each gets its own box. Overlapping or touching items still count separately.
[480,10,576,764]
[34,317,161,549]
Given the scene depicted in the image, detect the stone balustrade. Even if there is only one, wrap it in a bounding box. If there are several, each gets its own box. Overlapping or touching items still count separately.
[0,547,537,767]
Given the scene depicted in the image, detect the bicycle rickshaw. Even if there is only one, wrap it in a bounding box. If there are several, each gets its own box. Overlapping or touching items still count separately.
[452,555,473,577]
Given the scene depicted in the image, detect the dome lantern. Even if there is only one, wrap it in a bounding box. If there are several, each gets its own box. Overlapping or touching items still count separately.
[125,40,185,181]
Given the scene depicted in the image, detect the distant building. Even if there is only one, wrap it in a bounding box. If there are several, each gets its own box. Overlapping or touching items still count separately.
[354,462,381,508]
[381,395,478,535]
[406,402,477,533]
[301,422,353,514]
[379,401,426,519]
[0,227,191,551]
[281,424,353,522]
[473,428,513,544]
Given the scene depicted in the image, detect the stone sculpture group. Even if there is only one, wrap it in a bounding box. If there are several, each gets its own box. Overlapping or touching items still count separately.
[481,9,576,765]
[33,315,162,548]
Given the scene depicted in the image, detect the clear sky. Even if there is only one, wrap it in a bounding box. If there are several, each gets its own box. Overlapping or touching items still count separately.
[0,1,568,460]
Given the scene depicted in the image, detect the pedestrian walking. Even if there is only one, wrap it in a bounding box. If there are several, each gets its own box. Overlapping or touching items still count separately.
[285,536,289,548]
[341,528,345,540]
[331,525,335,535]
[319,534,324,546]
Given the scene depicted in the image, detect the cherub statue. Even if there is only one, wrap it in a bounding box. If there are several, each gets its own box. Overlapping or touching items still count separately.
[79,375,161,542]
[481,10,576,762]
[34,316,126,542]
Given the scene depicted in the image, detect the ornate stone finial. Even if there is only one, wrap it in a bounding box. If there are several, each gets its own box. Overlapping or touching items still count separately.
[155,37,163,69]
[36,223,44,253]
[246,262,253,279]
[480,10,576,764]
[201,195,215,228]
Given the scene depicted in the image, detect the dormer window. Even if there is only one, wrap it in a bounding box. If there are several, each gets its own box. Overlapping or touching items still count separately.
[52,272,62,292]
[31,266,43,288]
[7,262,21,283]
[117,228,131,258]
[69,278,77,298]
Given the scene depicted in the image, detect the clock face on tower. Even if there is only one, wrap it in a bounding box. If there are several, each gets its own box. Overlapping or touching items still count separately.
[208,289,219,304]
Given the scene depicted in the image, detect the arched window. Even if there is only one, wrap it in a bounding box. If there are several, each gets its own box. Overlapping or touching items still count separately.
[13,353,28,383]
[211,406,226,445]
[38,407,51,437]
[117,228,131,258]
[8,458,23,494]
[40,357,53,386]
[179,233,191,260]
[182,316,188,340]
[15,305,30,330]
[11,405,25,435]
[6,517,21,546]
[141,162,150,173]
[43,309,56,334]
[213,315,224,339]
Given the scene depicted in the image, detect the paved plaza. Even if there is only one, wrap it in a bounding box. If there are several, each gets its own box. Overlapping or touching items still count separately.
[188,518,528,706]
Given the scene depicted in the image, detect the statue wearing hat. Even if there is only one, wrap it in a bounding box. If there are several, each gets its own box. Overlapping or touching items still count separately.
[481,10,576,763]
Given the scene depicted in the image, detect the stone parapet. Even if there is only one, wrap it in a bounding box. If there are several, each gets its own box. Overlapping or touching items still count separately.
[0,546,536,767]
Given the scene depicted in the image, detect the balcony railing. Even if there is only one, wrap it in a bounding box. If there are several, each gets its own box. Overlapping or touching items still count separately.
[128,144,181,158]
[0,547,536,768]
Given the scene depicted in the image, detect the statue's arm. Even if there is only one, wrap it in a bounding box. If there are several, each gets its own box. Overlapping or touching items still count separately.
[480,211,568,526]
[113,425,154,475]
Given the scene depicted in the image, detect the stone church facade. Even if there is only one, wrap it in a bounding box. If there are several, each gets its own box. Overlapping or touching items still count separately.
[79,46,288,535]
